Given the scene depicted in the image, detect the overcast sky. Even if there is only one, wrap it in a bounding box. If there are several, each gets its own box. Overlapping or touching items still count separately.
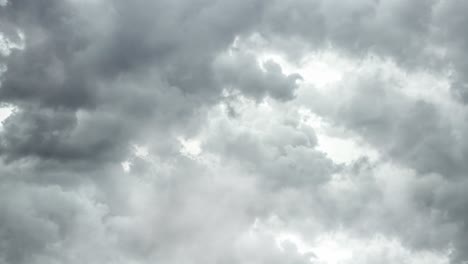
[1,0,468,263]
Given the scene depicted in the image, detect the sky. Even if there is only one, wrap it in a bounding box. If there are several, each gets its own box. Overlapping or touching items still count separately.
[1,0,468,263]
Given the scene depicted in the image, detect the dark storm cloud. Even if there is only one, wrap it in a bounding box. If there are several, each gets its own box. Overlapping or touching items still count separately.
[0,0,306,164]
[0,0,215,161]
[0,0,463,165]
[0,0,93,108]
[1,0,468,263]
[261,0,440,66]
[0,1,314,263]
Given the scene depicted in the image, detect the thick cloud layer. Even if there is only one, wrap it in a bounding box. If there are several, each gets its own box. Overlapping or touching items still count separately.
[1,0,468,263]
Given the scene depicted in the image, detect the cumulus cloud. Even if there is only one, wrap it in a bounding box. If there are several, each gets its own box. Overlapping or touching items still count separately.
[1,0,468,264]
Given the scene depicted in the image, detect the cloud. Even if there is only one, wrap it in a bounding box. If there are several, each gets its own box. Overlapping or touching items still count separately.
[1,0,468,264]
[214,48,302,101]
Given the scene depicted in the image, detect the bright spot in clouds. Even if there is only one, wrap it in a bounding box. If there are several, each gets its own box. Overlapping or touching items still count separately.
[178,137,202,157]
[0,105,15,130]
[257,50,352,89]
[121,161,131,172]
[0,30,25,56]
[133,144,149,158]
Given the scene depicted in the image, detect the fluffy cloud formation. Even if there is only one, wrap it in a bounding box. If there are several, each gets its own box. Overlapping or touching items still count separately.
[1,0,468,264]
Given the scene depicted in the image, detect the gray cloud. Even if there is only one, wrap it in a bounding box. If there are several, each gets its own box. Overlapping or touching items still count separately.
[1,0,468,264]
[214,50,302,101]
[304,71,468,177]
[298,57,468,261]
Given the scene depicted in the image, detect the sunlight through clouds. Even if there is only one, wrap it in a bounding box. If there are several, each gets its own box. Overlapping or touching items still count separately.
[1,1,468,263]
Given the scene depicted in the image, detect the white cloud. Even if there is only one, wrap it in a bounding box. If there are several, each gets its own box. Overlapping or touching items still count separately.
[0,30,25,57]
[0,104,15,131]
[178,137,202,158]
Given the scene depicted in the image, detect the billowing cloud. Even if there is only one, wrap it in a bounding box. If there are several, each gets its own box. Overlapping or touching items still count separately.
[1,0,468,264]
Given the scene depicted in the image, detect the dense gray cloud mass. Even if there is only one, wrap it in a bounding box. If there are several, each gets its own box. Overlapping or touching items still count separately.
[214,50,303,101]
[1,0,468,263]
